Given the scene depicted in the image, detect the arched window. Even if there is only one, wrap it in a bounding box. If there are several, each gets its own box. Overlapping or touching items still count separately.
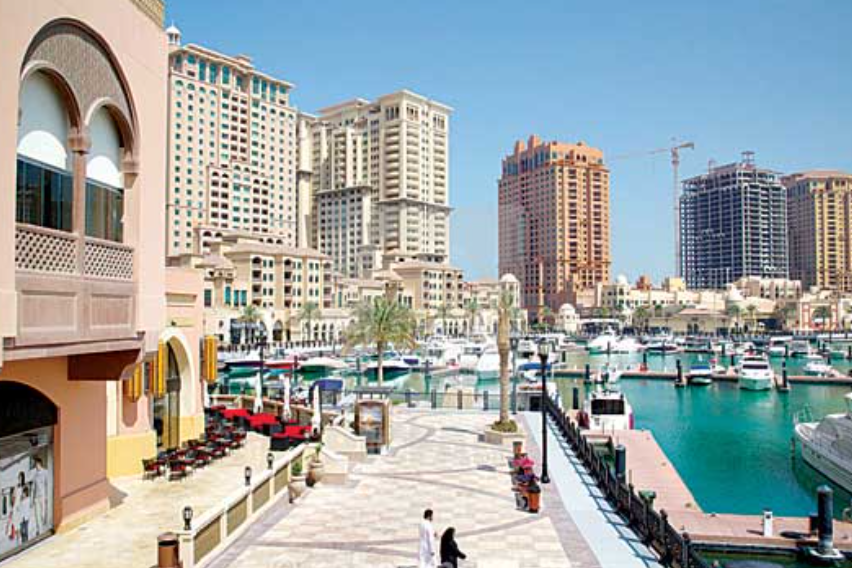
[85,107,124,241]
[16,71,73,231]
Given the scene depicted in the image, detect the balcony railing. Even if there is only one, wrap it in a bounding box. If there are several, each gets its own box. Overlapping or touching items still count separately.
[15,224,134,281]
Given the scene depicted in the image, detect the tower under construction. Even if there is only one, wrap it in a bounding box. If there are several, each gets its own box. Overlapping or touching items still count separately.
[680,153,789,289]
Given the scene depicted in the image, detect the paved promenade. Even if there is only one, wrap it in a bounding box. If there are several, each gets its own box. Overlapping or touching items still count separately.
[208,409,584,568]
[523,412,662,568]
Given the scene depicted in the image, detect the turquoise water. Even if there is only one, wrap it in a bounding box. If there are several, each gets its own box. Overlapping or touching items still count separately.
[561,350,852,377]
[556,377,852,518]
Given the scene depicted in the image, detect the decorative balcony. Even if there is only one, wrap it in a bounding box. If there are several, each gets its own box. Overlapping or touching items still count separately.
[13,223,136,349]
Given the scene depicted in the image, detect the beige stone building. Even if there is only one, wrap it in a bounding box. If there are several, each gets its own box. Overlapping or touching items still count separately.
[784,171,852,291]
[306,91,452,274]
[170,229,343,344]
[165,29,300,256]
[0,0,206,557]
[498,135,610,317]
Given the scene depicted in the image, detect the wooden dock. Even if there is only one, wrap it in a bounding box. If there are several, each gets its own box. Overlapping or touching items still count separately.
[592,426,852,549]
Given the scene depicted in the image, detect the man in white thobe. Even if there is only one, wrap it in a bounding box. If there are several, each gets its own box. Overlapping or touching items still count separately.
[418,509,437,568]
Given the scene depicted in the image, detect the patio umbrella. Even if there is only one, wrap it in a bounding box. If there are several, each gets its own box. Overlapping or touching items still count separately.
[282,375,292,420]
[311,385,322,433]
[253,371,263,414]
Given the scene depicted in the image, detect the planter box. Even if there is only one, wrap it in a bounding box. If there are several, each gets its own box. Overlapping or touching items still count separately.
[483,427,525,447]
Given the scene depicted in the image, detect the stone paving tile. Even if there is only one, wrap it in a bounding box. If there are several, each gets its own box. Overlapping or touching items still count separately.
[206,409,582,568]
[3,434,278,568]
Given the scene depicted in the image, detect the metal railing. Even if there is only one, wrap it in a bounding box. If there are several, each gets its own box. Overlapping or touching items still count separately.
[543,395,711,568]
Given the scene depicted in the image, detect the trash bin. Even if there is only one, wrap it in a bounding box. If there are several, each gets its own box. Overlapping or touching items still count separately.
[157,532,181,568]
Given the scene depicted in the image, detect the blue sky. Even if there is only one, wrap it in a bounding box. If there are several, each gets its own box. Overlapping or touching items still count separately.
[168,0,852,282]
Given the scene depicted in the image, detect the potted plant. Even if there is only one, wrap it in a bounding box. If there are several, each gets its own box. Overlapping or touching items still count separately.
[307,443,324,486]
[526,478,542,513]
[289,459,307,502]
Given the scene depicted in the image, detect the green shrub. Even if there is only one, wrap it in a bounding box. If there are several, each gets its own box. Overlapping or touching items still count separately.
[291,459,303,477]
[491,419,518,433]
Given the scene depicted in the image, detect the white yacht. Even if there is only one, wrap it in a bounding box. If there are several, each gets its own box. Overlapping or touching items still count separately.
[586,329,619,354]
[804,360,834,377]
[737,355,774,391]
[613,336,644,354]
[795,394,852,493]
[579,389,634,431]
[475,344,501,380]
[459,343,485,372]
[767,336,792,358]
[789,340,815,358]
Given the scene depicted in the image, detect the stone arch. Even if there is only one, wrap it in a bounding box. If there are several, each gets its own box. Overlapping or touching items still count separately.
[22,19,138,155]
[272,320,284,342]
[0,381,58,439]
[159,327,197,418]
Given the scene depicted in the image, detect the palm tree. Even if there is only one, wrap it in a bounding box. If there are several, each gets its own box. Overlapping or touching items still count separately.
[495,289,516,428]
[633,305,650,331]
[510,306,524,333]
[745,304,758,332]
[345,297,416,386]
[240,304,261,345]
[436,302,451,336]
[813,305,832,330]
[539,306,554,332]
[725,304,741,330]
[298,302,320,342]
[464,298,481,335]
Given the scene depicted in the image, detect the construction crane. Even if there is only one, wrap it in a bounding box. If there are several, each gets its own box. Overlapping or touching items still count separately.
[612,140,695,277]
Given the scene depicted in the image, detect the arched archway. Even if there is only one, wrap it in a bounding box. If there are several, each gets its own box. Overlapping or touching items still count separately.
[153,330,197,451]
[0,382,57,557]
[272,320,284,343]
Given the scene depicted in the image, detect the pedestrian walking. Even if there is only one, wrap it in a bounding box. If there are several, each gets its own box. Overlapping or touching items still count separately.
[439,527,467,568]
[418,509,437,568]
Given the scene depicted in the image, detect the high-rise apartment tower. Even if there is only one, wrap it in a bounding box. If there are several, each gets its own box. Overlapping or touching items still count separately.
[498,135,610,313]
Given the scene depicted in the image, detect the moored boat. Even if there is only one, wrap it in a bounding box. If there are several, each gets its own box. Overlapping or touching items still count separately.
[475,345,500,380]
[804,360,833,376]
[737,355,774,391]
[794,394,852,494]
[578,389,634,431]
[687,363,713,386]
[364,357,411,380]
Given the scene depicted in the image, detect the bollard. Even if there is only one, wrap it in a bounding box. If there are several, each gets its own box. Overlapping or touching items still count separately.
[572,387,580,411]
[484,390,489,411]
[584,363,591,383]
[763,509,773,537]
[431,389,437,409]
[157,532,180,568]
[405,388,412,407]
[614,444,626,484]
[817,485,834,556]
[676,360,683,385]
[457,389,463,410]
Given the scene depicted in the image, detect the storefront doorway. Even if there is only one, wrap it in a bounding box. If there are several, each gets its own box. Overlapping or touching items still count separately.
[153,345,181,452]
[0,382,57,562]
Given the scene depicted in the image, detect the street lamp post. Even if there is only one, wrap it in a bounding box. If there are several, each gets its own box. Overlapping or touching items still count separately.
[510,335,519,414]
[537,339,551,484]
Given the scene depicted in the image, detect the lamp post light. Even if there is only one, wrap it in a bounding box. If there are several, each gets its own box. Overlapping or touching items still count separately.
[510,335,519,415]
[244,465,252,487]
[537,339,551,484]
[182,505,193,531]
